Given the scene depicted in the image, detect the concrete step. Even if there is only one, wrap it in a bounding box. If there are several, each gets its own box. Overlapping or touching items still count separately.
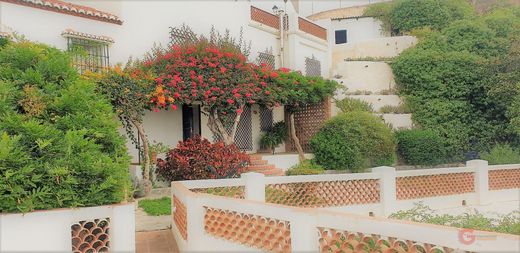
[249,155,263,161]
[250,159,268,166]
[246,164,276,172]
[262,168,285,176]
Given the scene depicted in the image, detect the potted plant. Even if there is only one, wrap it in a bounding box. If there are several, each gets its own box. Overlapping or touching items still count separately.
[259,121,288,154]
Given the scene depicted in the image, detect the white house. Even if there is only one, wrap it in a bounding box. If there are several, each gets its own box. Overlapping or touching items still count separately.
[0,0,410,164]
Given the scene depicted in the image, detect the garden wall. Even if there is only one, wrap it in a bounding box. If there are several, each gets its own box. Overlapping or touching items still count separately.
[0,203,135,252]
[171,161,520,252]
[332,35,417,61]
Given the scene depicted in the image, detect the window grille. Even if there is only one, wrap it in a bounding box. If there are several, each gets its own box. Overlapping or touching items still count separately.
[169,25,198,46]
[67,37,109,73]
[212,106,253,151]
[305,56,321,77]
[256,51,275,69]
[260,107,273,131]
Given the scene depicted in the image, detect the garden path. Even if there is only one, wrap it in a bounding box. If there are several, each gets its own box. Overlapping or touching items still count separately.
[136,230,179,253]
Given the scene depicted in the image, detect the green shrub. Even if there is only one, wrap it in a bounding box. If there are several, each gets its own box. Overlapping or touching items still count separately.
[395,129,446,165]
[138,197,171,216]
[390,203,520,235]
[0,41,130,213]
[310,112,396,171]
[379,103,410,114]
[259,121,288,153]
[480,144,520,165]
[335,97,373,113]
[286,160,324,176]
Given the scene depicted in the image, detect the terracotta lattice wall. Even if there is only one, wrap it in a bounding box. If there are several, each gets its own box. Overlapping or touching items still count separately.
[298,17,327,40]
[396,173,475,200]
[489,168,520,190]
[318,227,457,253]
[71,218,110,253]
[204,207,291,253]
[173,196,188,240]
[286,99,331,153]
[251,6,279,30]
[265,179,380,207]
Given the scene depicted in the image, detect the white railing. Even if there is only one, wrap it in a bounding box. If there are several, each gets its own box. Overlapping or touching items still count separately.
[171,160,520,252]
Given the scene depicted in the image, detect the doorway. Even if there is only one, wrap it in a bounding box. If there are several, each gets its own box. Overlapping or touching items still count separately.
[182,104,201,141]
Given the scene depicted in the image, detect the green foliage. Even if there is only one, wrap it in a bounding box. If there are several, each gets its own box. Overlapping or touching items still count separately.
[267,69,339,113]
[379,103,410,114]
[480,144,520,165]
[138,197,171,216]
[0,41,130,213]
[285,160,324,175]
[396,129,446,165]
[335,97,373,113]
[310,112,396,171]
[366,0,473,35]
[260,121,288,152]
[392,11,520,159]
[391,203,520,235]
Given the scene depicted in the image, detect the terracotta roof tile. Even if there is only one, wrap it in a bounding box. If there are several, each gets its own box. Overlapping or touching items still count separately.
[61,28,114,43]
[1,0,122,25]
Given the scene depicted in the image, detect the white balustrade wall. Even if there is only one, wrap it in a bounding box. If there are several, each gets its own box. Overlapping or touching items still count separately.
[171,160,520,252]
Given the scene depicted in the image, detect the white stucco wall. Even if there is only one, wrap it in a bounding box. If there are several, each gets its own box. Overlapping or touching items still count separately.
[333,61,395,93]
[332,36,417,62]
[330,17,383,44]
[0,203,135,252]
[379,113,413,129]
[296,0,389,17]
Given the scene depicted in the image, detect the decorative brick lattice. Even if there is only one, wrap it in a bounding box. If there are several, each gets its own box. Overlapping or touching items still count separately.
[318,228,457,253]
[286,99,331,152]
[251,6,279,29]
[489,168,520,190]
[192,186,245,199]
[266,179,380,207]
[298,17,327,40]
[71,218,110,253]
[396,173,475,200]
[305,56,321,77]
[204,207,291,253]
[173,196,188,240]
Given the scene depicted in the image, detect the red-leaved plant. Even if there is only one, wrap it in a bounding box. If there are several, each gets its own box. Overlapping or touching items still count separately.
[156,136,250,181]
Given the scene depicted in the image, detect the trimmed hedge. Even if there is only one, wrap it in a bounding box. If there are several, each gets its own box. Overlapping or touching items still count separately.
[310,112,396,172]
[480,144,520,165]
[395,129,446,165]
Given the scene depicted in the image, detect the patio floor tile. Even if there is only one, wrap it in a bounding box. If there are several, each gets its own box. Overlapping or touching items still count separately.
[136,229,179,253]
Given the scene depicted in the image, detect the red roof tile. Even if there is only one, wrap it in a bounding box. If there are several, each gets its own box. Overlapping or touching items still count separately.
[1,0,122,25]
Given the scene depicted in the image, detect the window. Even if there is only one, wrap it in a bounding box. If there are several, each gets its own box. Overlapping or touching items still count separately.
[67,37,109,73]
[335,30,347,44]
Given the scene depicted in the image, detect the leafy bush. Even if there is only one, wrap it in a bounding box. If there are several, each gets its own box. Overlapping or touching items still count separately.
[260,121,288,153]
[366,0,473,35]
[0,41,130,213]
[390,203,520,235]
[310,112,396,171]
[379,103,410,114]
[156,136,249,181]
[138,197,171,216]
[396,129,446,165]
[285,160,324,176]
[480,144,520,165]
[335,97,373,113]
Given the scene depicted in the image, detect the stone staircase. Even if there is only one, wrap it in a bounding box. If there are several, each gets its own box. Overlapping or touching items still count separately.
[246,154,285,176]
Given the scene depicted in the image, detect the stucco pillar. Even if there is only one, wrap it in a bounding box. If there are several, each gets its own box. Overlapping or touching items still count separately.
[290,210,318,252]
[466,159,490,205]
[371,166,397,217]
[242,172,265,202]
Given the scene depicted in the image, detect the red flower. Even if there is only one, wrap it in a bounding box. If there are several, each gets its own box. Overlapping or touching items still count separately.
[234,93,241,98]
[265,91,270,95]
[245,93,252,98]
[171,105,178,110]
[220,67,227,73]
[236,108,243,114]
[227,99,235,104]
[270,72,279,78]
[279,67,291,73]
